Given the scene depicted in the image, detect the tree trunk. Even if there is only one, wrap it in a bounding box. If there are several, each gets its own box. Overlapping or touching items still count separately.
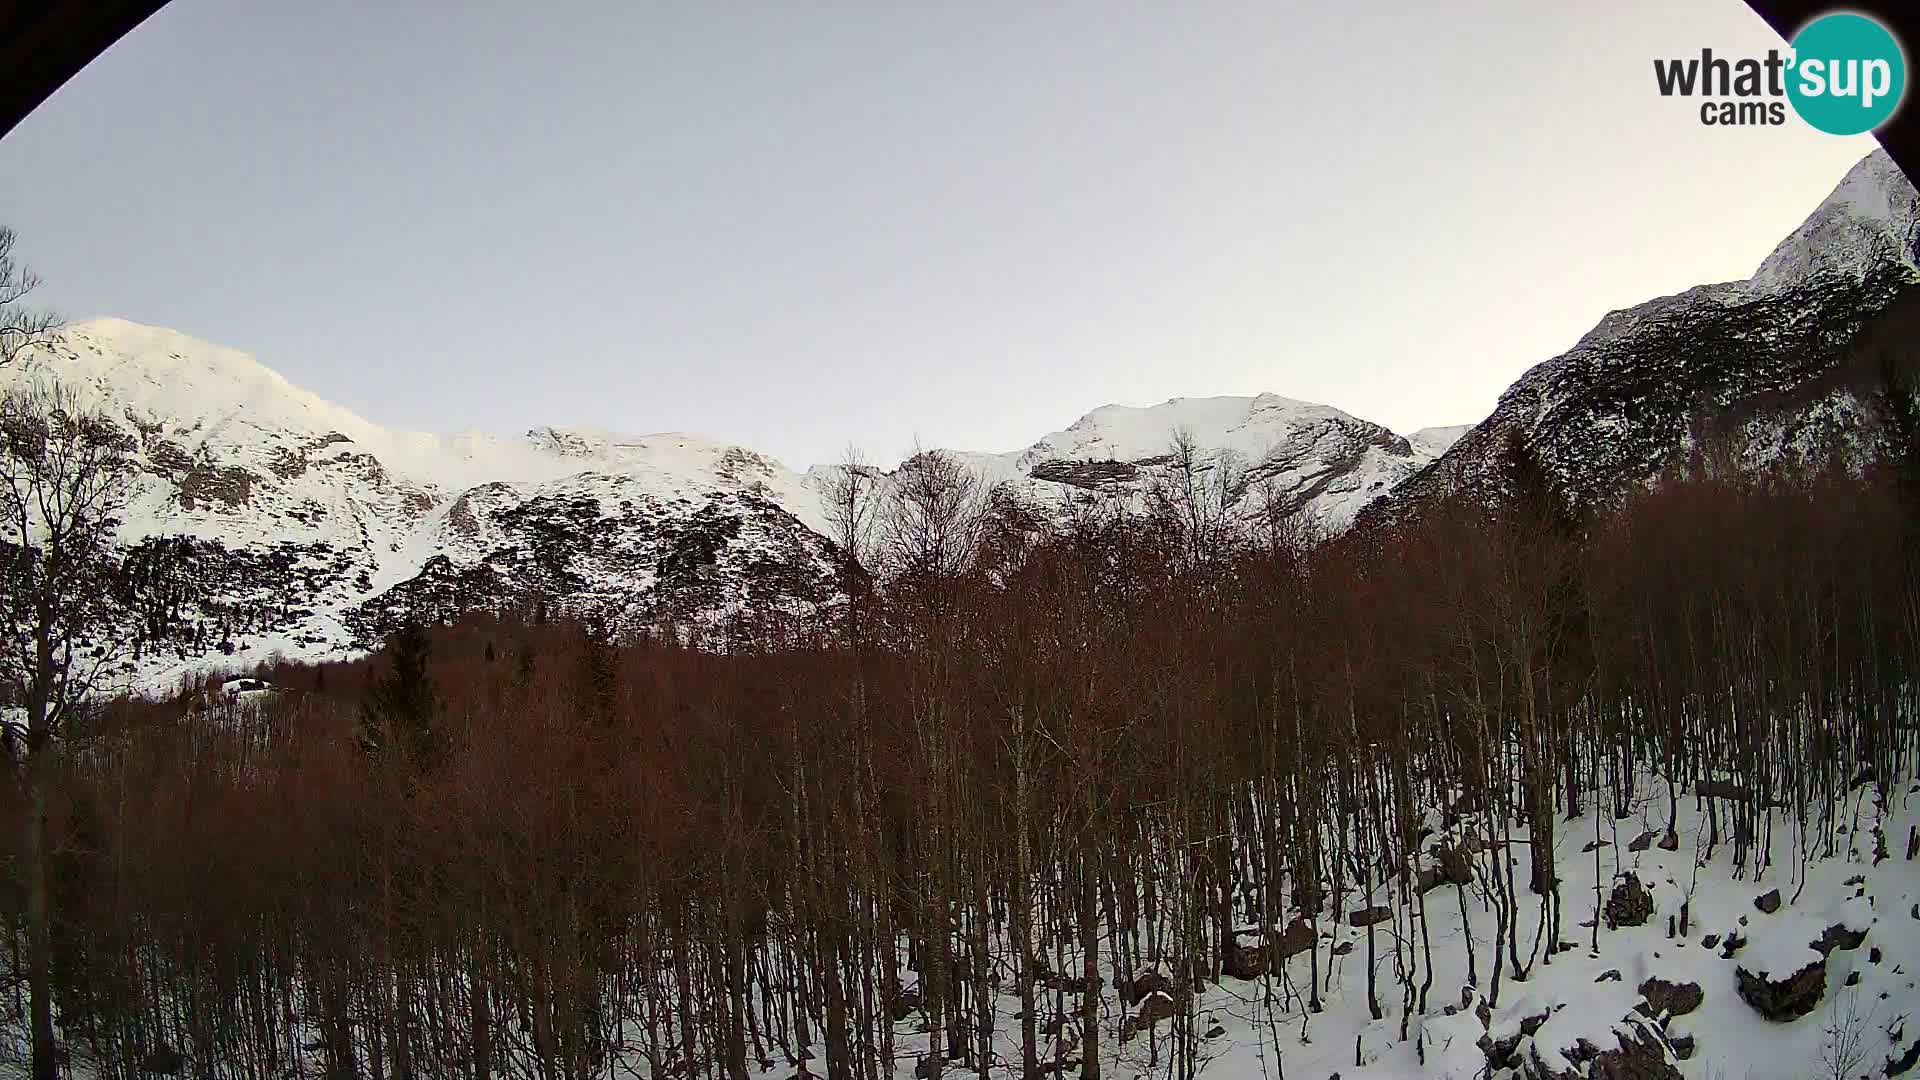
[26,720,57,1080]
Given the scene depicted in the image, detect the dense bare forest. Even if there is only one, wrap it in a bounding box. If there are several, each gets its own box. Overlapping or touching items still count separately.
[1,370,1916,1080]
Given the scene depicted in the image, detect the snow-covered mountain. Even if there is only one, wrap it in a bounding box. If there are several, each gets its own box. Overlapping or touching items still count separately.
[0,319,1456,689]
[1361,148,1920,528]
[941,393,1457,532]
[6,147,1914,690]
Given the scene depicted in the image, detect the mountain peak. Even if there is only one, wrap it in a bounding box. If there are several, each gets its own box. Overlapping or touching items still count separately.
[55,317,293,387]
[1750,148,1917,289]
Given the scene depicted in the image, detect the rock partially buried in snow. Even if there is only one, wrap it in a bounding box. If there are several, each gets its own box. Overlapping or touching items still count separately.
[1349,905,1392,928]
[1135,990,1177,1026]
[1636,977,1703,1019]
[1521,1012,1681,1080]
[1270,917,1317,962]
[1755,888,1782,914]
[1121,969,1171,1006]
[1224,936,1267,980]
[1812,920,1868,955]
[1419,845,1473,893]
[1695,778,1750,802]
[1735,957,1826,1021]
[1484,1005,1555,1071]
[139,1044,184,1076]
[1605,873,1653,929]
[1119,990,1178,1041]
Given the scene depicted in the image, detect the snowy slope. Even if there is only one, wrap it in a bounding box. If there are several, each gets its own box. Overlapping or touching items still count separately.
[867,772,1917,1080]
[933,393,1454,533]
[1409,424,1471,458]
[1,321,851,688]
[1364,148,1920,527]
[2,322,1453,689]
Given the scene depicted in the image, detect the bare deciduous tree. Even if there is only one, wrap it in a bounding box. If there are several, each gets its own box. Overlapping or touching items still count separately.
[1149,425,1246,569]
[879,443,986,588]
[0,380,137,1080]
[0,228,60,367]
[824,444,880,633]
[1819,987,1875,1080]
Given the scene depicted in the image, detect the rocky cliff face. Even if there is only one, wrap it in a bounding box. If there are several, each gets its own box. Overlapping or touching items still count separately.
[1361,149,1920,528]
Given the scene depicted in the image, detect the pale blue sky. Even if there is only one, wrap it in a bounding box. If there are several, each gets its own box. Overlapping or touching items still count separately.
[0,0,1881,469]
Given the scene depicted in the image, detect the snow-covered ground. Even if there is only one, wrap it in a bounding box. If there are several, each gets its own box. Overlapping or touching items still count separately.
[848,777,1918,1080]
[7,769,1906,1080]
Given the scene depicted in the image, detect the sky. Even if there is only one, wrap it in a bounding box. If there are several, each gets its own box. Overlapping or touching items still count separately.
[0,0,1885,471]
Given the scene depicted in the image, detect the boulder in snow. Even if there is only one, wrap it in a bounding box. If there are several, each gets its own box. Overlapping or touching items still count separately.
[1605,873,1653,929]
[1349,905,1392,928]
[1636,977,1703,1019]
[1735,957,1826,1021]
[1523,1021,1681,1080]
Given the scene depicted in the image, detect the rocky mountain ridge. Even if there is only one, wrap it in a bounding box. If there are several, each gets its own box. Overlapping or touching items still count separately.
[1360,149,1920,528]
[2,318,1461,690]
[5,148,1915,691]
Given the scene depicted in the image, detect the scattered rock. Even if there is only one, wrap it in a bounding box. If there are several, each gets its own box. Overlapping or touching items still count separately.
[1701,934,1719,949]
[1419,845,1474,893]
[1270,917,1316,963]
[1133,991,1177,1029]
[1582,839,1610,853]
[1735,958,1826,1021]
[1521,1015,1681,1080]
[1812,923,1867,956]
[1596,969,1622,983]
[1754,889,1781,914]
[1204,1024,1225,1039]
[1638,977,1703,1019]
[1224,938,1267,980]
[1668,1033,1695,1061]
[1349,906,1392,928]
[1657,832,1680,852]
[1628,830,1656,853]
[1889,1035,1920,1077]
[890,986,921,1021]
[1483,1007,1554,1071]
[1605,874,1654,929]
[1123,970,1171,1006]
[140,1045,185,1075]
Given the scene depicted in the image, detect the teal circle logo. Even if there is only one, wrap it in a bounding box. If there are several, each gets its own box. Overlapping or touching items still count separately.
[1787,13,1906,135]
